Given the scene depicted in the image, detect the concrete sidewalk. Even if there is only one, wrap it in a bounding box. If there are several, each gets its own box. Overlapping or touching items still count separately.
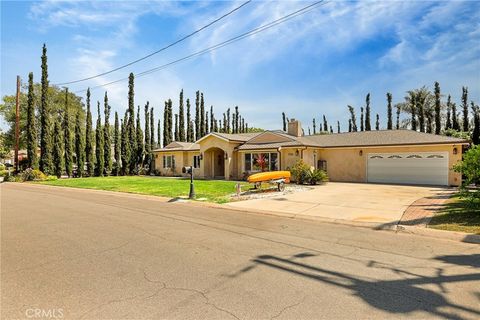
[226,182,450,227]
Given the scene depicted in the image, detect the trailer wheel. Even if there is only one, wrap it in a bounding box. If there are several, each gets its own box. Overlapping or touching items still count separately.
[277,182,285,192]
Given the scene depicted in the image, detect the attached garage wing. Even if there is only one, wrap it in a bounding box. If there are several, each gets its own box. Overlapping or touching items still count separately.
[367,152,449,186]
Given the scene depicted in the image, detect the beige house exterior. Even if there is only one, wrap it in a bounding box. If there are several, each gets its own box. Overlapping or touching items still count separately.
[153,120,469,186]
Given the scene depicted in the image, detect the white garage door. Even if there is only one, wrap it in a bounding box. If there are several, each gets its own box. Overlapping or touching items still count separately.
[367,152,449,186]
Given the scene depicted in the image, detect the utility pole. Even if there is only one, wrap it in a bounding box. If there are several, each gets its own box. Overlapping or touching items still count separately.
[15,75,20,172]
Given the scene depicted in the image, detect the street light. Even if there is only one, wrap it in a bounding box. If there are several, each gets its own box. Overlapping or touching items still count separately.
[182,166,195,199]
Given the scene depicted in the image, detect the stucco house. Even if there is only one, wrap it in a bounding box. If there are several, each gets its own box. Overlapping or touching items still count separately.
[153,119,469,186]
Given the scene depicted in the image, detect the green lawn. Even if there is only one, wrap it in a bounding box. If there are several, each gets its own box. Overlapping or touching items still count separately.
[35,176,248,203]
[429,196,480,235]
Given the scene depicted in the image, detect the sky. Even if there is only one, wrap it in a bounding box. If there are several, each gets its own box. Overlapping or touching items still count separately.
[1,0,479,132]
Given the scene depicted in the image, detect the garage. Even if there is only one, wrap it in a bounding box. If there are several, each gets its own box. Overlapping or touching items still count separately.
[367,152,449,186]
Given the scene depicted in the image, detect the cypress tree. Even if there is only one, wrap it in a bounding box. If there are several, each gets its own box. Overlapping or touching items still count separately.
[174,113,179,141]
[205,112,209,135]
[226,108,231,133]
[75,111,85,177]
[121,114,130,175]
[53,119,64,178]
[210,106,214,132]
[446,95,452,130]
[200,93,205,137]
[186,99,193,142]
[26,72,38,169]
[95,102,104,176]
[418,94,425,133]
[235,106,239,133]
[462,86,469,131]
[168,100,173,144]
[386,93,393,130]
[365,93,371,131]
[195,91,200,140]
[410,93,417,131]
[337,120,340,133]
[151,109,156,173]
[85,88,94,176]
[103,92,112,175]
[282,112,287,131]
[114,112,120,176]
[452,102,459,130]
[347,105,358,132]
[434,82,441,134]
[40,44,53,174]
[396,105,401,129]
[136,105,144,171]
[157,119,161,149]
[471,103,479,145]
[360,108,364,131]
[144,103,150,173]
[322,115,327,132]
[150,107,155,148]
[376,114,380,130]
[312,118,316,134]
[163,101,168,147]
[214,119,219,132]
[179,90,185,142]
[222,112,227,133]
[127,73,136,173]
[64,88,73,177]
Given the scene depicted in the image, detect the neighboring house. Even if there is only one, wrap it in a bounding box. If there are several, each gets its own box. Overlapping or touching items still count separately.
[153,119,469,186]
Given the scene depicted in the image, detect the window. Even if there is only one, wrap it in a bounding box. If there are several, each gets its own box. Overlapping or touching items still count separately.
[163,155,175,168]
[244,152,279,172]
[193,155,201,169]
[318,160,327,172]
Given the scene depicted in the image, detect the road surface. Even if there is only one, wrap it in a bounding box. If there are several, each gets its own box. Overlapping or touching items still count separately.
[1,183,479,319]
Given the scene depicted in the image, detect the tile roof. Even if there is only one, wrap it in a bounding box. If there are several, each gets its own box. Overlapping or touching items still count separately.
[237,140,305,150]
[301,130,469,148]
[154,130,468,152]
[211,132,262,142]
[152,141,200,152]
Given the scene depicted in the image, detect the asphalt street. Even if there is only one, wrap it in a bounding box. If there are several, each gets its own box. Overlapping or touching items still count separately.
[1,183,479,319]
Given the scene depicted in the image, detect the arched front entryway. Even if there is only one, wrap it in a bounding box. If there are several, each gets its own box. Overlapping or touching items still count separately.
[204,147,226,179]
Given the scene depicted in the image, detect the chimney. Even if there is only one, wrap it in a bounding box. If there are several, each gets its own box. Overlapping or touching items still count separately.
[287,119,302,137]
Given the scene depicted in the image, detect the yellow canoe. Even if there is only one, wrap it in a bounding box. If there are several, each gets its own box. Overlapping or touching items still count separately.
[247,171,291,183]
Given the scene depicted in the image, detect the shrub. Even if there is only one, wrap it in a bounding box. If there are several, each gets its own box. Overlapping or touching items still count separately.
[290,160,310,184]
[45,175,58,181]
[307,169,329,185]
[22,168,47,181]
[3,174,22,182]
[453,145,480,200]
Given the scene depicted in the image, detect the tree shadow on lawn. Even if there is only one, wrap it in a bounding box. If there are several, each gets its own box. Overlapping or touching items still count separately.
[429,198,480,234]
[227,252,480,319]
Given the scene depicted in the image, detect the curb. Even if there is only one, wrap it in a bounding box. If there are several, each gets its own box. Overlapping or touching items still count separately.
[396,225,480,244]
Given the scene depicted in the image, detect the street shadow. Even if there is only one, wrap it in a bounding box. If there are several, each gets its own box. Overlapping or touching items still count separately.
[434,254,480,268]
[230,252,480,319]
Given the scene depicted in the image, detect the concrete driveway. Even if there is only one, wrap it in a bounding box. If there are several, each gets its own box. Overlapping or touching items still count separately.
[226,182,449,226]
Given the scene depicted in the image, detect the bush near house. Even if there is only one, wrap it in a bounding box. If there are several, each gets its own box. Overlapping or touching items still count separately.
[453,145,480,201]
[290,159,328,185]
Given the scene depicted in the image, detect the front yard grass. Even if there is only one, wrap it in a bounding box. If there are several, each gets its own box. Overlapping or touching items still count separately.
[35,176,248,203]
[429,195,480,235]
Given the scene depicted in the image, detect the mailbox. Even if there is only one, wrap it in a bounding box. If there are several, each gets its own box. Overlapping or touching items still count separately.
[182,166,193,174]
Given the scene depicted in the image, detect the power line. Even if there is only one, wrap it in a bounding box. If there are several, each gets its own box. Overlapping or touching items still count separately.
[75,0,328,94]
[55,0,252,86]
